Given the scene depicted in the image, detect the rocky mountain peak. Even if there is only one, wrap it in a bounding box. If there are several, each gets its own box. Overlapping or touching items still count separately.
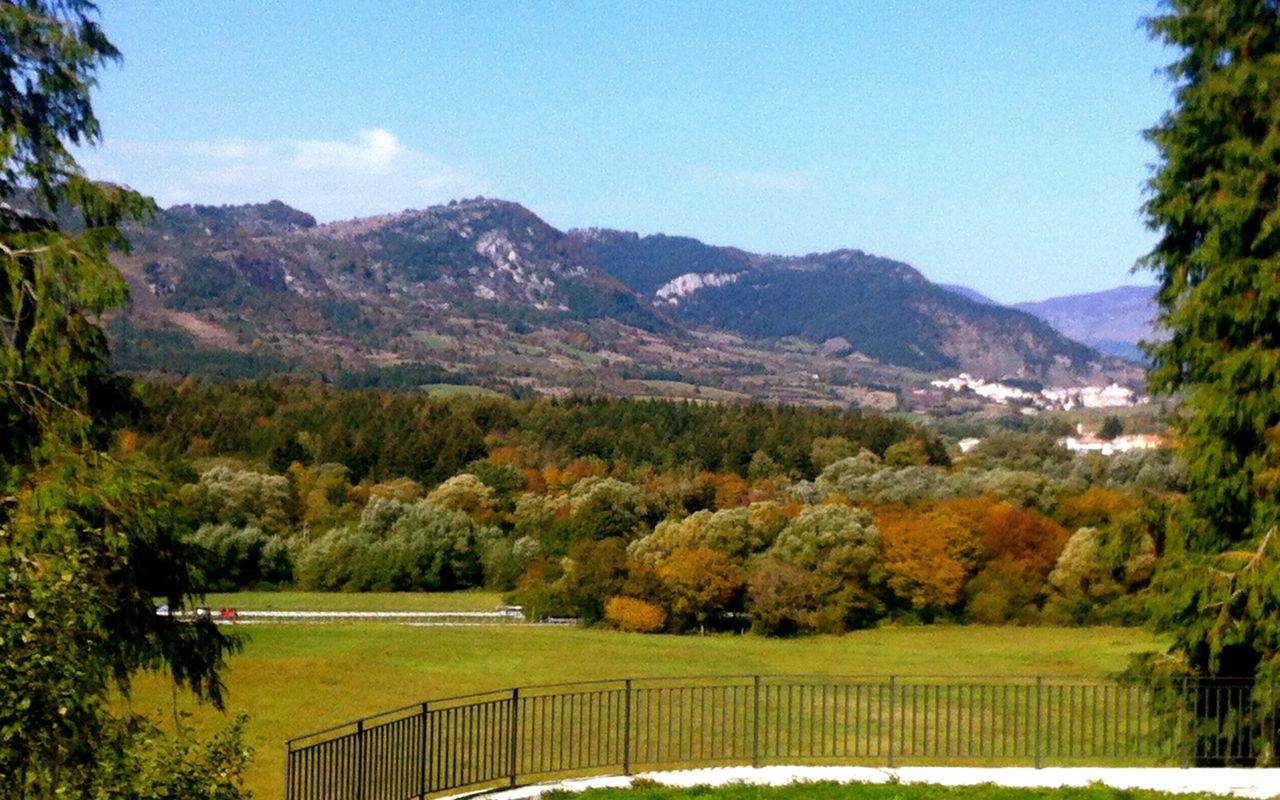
[155,199,317,238]
[110,194,1140,398]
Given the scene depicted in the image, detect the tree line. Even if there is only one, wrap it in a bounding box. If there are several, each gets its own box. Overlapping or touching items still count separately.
[136,384,1183,635]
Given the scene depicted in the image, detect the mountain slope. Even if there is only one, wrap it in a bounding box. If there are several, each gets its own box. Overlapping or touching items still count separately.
[129,197,667,333]
[108,197,1140,403]
[1014,285,1157,361]
[940,284,999,305]
[574,229,1117,383]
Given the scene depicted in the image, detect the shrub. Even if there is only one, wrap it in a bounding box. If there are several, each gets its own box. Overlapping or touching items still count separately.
[511,584,574,622]
[747,559,817,636]
[605,596,667,633]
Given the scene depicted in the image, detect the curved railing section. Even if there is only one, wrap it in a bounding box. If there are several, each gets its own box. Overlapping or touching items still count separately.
[284,674,1274,800]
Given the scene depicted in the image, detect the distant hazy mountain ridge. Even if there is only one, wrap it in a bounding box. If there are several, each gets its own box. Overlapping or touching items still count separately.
[1014,285,1157,362]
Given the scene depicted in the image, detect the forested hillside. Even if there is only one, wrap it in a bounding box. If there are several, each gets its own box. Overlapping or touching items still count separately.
[575,229,1113,379]
[134,381,1182,635]
[106,198,1140,404]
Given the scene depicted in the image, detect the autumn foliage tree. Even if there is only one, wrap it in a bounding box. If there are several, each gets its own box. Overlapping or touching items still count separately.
[931,496,1070,623]
[876,504,977,617]
[657,547,743,632]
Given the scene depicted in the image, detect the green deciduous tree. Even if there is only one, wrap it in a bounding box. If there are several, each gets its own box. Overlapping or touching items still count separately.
[766,504,886,630]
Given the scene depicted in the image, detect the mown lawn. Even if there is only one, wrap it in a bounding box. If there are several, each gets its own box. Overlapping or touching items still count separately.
[197,589,505,612]
[122,624,1167,800]
[558,781,1230,800]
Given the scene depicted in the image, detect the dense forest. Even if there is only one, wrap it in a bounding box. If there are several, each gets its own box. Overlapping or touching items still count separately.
[126,379,1183,636]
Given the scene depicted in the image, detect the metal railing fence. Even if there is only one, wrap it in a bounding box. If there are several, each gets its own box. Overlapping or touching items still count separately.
[284,675,1278,800]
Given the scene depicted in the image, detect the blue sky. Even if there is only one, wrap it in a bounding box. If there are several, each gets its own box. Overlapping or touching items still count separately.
[81,2,1171,303]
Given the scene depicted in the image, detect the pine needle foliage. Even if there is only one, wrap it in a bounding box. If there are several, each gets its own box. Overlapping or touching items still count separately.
[1141,0,1280,685]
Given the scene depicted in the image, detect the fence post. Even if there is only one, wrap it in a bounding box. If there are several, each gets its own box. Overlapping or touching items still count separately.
[509,689,520,788]
[887,676,896,769]
[355,719,365,800]
[752,675,762,768]
[623,679,633,775]
[419,702,430,798]
[283,741,292,800]
[1034,676,1043,769]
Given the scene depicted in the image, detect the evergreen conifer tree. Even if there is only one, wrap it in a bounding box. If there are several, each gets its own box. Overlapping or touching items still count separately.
[1142,0,1280,740]
[0,3,247,796]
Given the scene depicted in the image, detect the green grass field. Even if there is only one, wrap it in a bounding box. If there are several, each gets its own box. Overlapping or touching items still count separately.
[558,782,1227,800]
[197,590,505,612]
[421,383,505,397]
[123,623,1168,800]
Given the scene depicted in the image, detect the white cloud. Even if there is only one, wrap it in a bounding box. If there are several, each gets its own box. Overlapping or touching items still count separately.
[290,128,403,174]
[76,129,488,221]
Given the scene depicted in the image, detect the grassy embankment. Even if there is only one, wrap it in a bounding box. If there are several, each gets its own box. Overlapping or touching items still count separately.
[123,596,1167,800]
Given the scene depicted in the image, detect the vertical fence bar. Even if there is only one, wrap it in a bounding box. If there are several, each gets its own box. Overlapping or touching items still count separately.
[752,675,762,768]
[508,689,520,788]
[1179,677,1189,768]
[623,679,632,774]
[418,702,429,798]
[1034,676,1043,768]
[887,675,896,768]
[354,719,364,800]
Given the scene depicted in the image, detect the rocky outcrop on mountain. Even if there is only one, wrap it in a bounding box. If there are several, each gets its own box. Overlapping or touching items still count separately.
[121,197,666,343]
[109,197,1140,402]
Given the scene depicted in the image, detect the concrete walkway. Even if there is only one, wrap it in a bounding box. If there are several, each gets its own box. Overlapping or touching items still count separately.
[456,766,1280,799]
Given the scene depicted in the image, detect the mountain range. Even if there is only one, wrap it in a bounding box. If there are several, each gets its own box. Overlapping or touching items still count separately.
[107,197,1141,409]
[1013,285,1158,362]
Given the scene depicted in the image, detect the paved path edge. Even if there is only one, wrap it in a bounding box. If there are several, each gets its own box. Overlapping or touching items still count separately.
[449,766,1280,799]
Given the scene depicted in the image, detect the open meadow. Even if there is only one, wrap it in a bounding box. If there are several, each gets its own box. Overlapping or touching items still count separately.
[199,590,506,612]
[122,620,1168,800]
